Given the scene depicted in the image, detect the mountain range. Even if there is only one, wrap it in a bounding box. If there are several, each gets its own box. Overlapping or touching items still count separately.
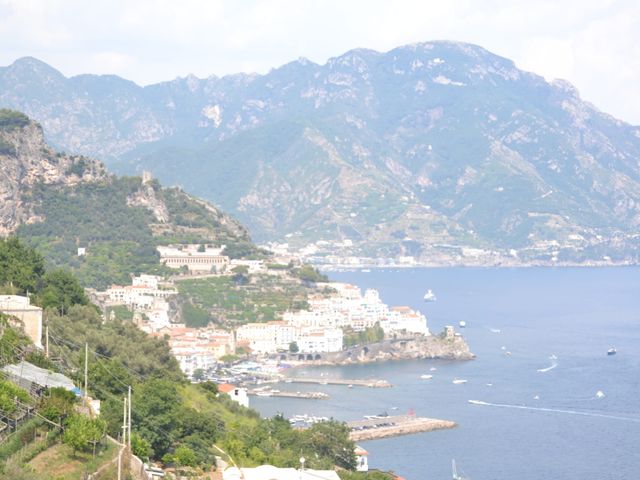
[2,41,640,265]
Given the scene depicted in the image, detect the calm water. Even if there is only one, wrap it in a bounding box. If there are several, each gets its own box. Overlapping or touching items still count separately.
[251,268,640,480]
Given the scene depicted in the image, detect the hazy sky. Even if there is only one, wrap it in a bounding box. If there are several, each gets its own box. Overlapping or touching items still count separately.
[1,0,638,124]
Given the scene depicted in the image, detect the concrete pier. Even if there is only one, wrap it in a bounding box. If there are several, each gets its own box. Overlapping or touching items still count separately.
[283,377,392,388]
[248,389,329,399]
[347,415,456,441]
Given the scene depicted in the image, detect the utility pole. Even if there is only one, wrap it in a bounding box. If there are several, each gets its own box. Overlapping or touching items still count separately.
[84,342,88,406]
[127,385,132,448]
[45,319,49,359]
[122,395,128,446]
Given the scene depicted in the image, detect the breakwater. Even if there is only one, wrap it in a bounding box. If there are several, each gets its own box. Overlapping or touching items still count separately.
[347,415,456,441]
[248,389,329,399]
[284,377,392,388]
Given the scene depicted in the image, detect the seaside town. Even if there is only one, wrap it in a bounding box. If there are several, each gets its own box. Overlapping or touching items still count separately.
[84,244,433,380]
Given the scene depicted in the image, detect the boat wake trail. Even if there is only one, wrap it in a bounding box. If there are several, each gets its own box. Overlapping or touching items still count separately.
[468,400,640,423]
[537,362,557,373]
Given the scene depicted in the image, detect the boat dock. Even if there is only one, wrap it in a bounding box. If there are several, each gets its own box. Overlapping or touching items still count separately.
[347,415,456,441]
[283,377,392,388]
[248,390,329,399]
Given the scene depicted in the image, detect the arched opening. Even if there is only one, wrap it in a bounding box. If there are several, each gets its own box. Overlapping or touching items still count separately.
[314,354,321,360]
[306,354,313,361]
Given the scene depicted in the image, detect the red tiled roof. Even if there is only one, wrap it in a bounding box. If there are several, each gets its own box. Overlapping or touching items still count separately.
[218,383,236,393]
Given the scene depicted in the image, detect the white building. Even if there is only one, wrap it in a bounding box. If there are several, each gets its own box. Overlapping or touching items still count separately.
[381,306,429,336]
[230,259,266,273]
[355,446,369,472]
[223,465,339,480]
[157,245,229,272]
[218,384,249,408]
[0,295,43,348]
[297,327,343,353]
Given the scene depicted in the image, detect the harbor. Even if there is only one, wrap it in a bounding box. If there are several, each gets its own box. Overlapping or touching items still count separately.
[347,414,457,441]
[283,377,392,388]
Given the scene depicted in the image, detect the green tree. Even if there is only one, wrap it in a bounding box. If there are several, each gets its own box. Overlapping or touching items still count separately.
[288,341,299,353]
[173,444,197,471]
[39,268,89,313]
[63,414,106,456]
[301,420,356,470]
[294,265,328,283]
[0,237,45,294]
[192,368,205,382]
[132,379,181,457]
[131,432,152,460]
[38,387,77,422]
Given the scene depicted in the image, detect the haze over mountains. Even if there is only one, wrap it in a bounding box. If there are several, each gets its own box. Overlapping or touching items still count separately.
[2,41,640,265]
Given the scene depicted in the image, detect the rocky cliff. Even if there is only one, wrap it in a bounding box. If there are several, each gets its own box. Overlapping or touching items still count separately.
[0,109,106,235]
[312,334,474,366]
[0,110,256,288]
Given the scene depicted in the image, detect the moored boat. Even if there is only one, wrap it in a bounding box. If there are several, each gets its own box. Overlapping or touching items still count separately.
[423,289,437,302]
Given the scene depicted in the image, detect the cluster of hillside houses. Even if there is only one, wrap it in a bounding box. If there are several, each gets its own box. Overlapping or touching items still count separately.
[86,268,430,379]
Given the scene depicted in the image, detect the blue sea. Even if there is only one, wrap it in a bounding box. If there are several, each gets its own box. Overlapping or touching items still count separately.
[251,267,640,480]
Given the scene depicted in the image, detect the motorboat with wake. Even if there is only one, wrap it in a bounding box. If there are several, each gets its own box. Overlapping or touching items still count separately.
[452,459,469,479]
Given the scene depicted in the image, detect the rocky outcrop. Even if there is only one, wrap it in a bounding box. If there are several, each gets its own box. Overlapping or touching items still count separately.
[0,114,106,235]
[126,171,170,223]
[307,334,474,366]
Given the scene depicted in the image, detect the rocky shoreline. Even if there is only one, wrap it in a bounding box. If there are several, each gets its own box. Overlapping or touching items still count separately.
[287,334,474,367]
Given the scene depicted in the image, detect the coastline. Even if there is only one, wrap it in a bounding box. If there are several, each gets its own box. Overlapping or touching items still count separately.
[278,334,474,368]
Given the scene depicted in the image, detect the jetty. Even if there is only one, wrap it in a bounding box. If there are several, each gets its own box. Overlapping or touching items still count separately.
[283,377,392,388]
[347,415,456,441]
[248,390,329,400]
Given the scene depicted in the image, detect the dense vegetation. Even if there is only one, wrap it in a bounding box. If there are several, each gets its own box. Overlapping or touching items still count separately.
[177,273,315,328]
[343,323,385,347]
[0,109,30,131]
[16,176,259,289]
[0,237,89,312]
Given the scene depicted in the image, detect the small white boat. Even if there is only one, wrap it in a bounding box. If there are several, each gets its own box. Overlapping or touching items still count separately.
[458,321,466,328]
[490,328,502,334]
[420,374,433,380]
[430,367,437,372]
[505,351,512,356]
[452,459,469,479]
[423,289,437,302]
[452,378,468,385]
[485,383,493,387]
[533,395,540,400]
[595,390,606,398]
[607,347,617,355]
[347,384,353,388]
